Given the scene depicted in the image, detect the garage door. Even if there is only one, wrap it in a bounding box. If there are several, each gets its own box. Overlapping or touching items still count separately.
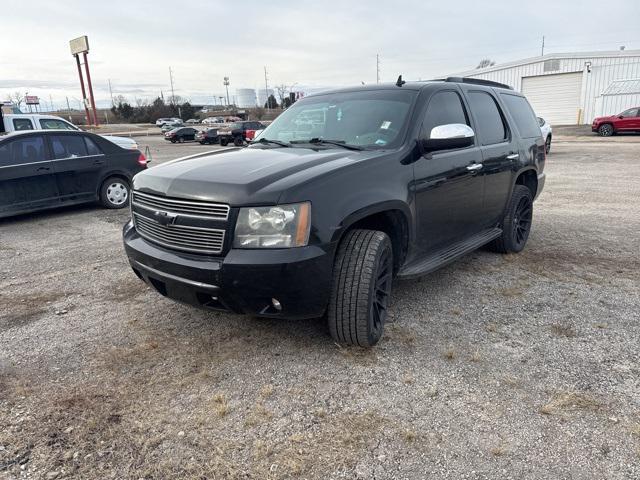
[521,72,583,125]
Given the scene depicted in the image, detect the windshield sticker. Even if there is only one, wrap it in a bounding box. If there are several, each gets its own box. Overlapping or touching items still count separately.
[380,121,391,130]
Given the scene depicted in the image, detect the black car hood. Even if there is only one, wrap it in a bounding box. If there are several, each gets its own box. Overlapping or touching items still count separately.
[133,146,384,205]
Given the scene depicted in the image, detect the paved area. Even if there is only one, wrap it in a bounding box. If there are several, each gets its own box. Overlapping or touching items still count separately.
[0,140,639,479]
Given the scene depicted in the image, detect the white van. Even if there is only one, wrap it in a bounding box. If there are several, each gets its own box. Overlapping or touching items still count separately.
[0,113,139,150]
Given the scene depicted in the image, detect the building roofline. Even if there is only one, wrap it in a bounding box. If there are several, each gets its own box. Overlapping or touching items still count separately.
[454,49,640,77]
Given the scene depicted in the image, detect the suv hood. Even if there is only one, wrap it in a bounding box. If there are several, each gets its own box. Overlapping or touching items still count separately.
[133,146,384,205]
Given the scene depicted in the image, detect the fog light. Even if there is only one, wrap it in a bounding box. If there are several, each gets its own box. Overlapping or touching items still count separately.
[271,298,282,311]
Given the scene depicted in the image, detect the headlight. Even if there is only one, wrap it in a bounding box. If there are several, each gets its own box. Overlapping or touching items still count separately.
[233,202,311,248]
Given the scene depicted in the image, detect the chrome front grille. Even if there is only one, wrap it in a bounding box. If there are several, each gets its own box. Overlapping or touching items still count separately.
[132,190,230,220]
[131,191,228,255]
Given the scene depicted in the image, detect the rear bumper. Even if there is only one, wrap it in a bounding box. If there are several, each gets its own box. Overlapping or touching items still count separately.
[122,221,334,319]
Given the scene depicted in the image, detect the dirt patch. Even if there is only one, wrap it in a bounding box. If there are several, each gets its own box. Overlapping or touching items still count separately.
[0,291,72,332]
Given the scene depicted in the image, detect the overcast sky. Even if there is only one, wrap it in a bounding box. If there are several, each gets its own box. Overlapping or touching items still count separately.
[2,0,639,109]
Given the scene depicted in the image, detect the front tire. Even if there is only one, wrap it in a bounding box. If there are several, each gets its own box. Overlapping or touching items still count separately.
[328,230,393,347]
[178,137,185,143]
[220,138,229,146]
[100,177,130,209]
[233,136,244,146]
[598,124,614,136]
[487,185,533,253]
[545,135,551,154]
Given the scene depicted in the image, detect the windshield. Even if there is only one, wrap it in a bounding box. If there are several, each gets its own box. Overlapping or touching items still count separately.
[256,89,417,148]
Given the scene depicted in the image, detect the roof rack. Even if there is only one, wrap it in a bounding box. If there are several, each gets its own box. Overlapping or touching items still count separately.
[434,77,513,90]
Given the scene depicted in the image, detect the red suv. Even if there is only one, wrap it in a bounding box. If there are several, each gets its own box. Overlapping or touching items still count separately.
[592,107,640,136]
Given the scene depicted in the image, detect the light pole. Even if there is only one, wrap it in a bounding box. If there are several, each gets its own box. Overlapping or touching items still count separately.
[223,77,230,106]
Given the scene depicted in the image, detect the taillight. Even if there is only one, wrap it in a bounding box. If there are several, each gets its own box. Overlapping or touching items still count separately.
[137,153,147,167]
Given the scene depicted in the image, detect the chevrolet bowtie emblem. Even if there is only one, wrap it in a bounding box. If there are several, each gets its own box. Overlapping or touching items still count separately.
[153,210,178,226]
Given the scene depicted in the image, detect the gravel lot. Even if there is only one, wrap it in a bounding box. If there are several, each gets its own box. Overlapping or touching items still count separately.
[1,138,639,479]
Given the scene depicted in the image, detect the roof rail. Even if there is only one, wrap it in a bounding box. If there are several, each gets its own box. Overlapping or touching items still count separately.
[443,76,513,90]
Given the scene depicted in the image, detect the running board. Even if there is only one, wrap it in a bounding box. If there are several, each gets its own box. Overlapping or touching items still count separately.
[398,228,502,279]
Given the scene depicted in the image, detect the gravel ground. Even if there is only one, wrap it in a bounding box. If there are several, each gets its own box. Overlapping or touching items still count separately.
[0,139,639,479]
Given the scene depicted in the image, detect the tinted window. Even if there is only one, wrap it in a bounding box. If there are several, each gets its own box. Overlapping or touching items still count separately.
[0,136,46,166]
[84,137,102,156]
[501,94,542,138]
[467,92,507,145]
[13,118,33,131]
[421,91,469,140]
[51,135,88,159]
[39,118,78,130]
[620,108,638,117]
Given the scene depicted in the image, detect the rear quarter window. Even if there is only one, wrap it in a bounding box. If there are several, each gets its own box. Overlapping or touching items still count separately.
[13,119,34,131]
[467,91,508,145]
[501,94,542,138]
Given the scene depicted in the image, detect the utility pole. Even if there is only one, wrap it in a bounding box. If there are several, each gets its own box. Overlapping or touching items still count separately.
[108,79,115,107]
[49,94,54,112]
[169,67,175,105]
[376,53,380,84]
[264,66,269,110]
[223,76,230,106]
[541,35,545,56]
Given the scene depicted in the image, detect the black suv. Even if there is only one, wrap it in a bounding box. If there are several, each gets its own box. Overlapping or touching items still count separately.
[218,121,267,146]
[123,78,545,346]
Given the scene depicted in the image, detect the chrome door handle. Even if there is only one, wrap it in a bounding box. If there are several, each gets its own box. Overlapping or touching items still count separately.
[506,153,519,160]
[466,163,483,171]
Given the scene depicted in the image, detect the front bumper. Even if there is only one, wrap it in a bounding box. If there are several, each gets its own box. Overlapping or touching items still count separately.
[122,221,334,319]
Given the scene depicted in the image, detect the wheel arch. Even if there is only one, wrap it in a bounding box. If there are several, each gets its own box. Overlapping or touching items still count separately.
[513,167,538,199]
[97,171,132,197]
[331,201,412,274]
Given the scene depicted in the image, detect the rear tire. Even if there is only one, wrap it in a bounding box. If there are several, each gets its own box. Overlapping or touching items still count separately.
[487,185,533,254]
[220,138,229,146]
[178,137,185,143]
[328,229,393,347]
[100,177,130,209]
[233,136,244,146]
[598,124,614,136]
[545,135,551,154]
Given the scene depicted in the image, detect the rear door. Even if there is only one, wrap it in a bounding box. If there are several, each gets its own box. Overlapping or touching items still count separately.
[0,134,59,215]
[461,87,518,227]
[413,88,486,253]
[49,133,104,202]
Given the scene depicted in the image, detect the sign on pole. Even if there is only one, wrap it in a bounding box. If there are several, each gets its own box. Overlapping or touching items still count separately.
[69,36,90,55]
[25,96,40,105]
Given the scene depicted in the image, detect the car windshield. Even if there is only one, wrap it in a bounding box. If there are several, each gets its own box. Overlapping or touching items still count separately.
[256,89,417,149]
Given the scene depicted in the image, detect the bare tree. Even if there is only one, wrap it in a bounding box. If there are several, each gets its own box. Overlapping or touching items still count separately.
[476,59,496,69]
[7,91,26,108]
[274,84,293,107]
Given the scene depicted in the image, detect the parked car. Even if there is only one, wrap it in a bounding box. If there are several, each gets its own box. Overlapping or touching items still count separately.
[164,127,198,143]
[218,121,267,146]
[0,130,147,218]
[537,117,552,153]
[161,122,183,133]
[592,107,640,136]
[195,128,219,144]
[0,113,139,150]
[185,119,200,125]
[156,117,181,127]
[123,77,545,347]
[202,117,225,126]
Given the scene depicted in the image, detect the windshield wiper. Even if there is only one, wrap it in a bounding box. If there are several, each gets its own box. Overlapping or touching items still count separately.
[291,138,365,151]
[252,137,291,148]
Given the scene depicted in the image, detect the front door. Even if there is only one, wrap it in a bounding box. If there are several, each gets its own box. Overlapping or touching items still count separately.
[0,134,59,215]
[616,108,640,131]
[413,89,486,253]
[49,133,104,202]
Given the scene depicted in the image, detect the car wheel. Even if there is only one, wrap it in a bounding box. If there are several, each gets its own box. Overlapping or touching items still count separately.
[328,229,393,347]
[598,124,614,136]
[199,141,205,145]
[487,185,533,254]
[545,135,551,154]
[220,138,229,146]
[233,137,244,146]
[170,139,176,143]
[100,177,130,209]
[178,137,185,143]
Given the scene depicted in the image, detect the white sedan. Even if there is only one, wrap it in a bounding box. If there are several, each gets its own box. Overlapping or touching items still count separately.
[538,117,552,154]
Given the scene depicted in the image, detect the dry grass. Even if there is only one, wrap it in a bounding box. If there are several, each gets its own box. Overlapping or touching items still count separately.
[402,374,415,385]
[490,444,508,456]
[443,347,456,360]
[212,393,230,417]
[260,384,274,398]
[470,350,482,363]
[551,324,577,338]
[485,322,499,333]
[402,430,417,442]
[539,391,605,415]
[244,403,273,427]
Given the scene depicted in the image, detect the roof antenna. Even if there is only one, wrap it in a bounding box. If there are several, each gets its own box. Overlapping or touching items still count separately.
[396,75,406,87]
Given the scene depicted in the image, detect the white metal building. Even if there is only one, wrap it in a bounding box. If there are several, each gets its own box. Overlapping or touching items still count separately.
[235,88,257,108]
[454,50,640,125]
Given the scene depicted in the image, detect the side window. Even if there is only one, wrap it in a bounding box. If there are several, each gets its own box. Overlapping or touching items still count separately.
[0,136,45,166]
[13,119,34,131]
[39,119,78,130]
[467,91,508,145]
[50,135,89,159]
[620,108,638,118]
[420,91,469,140]
[84,137,102,156]
[501,94,541,138]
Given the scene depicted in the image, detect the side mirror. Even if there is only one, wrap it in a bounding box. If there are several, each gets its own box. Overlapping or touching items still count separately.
[618,115,624,119]
[422,124,475,153]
